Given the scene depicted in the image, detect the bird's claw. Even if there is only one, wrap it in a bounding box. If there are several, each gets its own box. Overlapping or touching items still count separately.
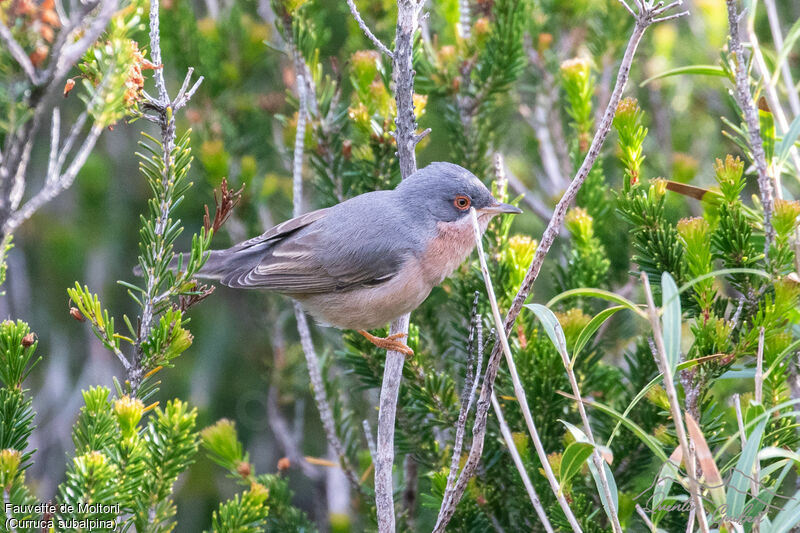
[357,330,414,358]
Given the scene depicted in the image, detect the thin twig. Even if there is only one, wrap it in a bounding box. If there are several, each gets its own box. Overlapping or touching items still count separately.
[437,295,481,521]
[438,2,682,524]
[491,392,554,533]
[290,62,363,497]
[745,8,800,182]
[466,207,578,532]
[635,503,655,532]
[555,320,623,531]
[764,0,800,116]
[726,0,774,257]
[642,273,710,533]
[346,0,393,58]
[0,19,39,84]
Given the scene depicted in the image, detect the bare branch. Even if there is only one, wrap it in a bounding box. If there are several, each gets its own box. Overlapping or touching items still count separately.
[642,273,709,533]
[5,124,103,236]
[346,0,393,59]
[0,19,39,84]
[374,1,423,530]
[617,0,636,17]
[726,0,774,257]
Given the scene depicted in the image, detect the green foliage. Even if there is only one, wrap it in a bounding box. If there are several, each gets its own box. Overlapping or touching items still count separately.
[76,0,150,126]
[201,418,315,532]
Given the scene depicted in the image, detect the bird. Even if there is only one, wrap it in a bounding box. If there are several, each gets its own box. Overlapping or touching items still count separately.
[189,162,521,355]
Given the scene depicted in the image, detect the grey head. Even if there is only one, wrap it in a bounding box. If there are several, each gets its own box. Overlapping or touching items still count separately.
[395,162,521,223]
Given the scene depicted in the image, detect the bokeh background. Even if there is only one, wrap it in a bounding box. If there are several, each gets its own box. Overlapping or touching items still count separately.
[3,0,800,530]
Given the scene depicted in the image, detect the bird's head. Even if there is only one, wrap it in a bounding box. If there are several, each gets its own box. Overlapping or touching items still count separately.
[396,162,522,224]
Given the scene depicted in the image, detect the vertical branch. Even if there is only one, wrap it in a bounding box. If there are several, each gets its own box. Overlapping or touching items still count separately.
[133,0,203,394]
[374,1,426,531]
[726,0,774,256]
[642,273,709,533]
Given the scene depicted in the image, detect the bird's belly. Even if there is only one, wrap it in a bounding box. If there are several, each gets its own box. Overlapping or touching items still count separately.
[295,259,433,330]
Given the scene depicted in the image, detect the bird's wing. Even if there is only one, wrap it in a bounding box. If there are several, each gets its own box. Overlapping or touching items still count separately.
[217,207,408,293]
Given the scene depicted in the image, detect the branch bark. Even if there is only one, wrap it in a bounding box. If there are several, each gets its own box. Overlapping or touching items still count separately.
[726,0,774,257]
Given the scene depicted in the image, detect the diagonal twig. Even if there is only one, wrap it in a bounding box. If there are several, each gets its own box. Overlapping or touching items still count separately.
[346,0,393,59]
[436,2,688,527]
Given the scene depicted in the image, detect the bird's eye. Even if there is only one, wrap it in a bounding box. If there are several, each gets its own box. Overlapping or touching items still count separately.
[454,195,471,210]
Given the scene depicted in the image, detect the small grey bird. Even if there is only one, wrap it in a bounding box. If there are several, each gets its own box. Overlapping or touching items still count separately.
[195,162,521,355]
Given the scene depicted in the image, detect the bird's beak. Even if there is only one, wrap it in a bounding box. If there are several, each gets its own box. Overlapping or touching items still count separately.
[479,201,522,215]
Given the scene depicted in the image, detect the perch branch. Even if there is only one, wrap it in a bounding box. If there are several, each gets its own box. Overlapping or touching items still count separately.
[434,2,686,524]
[373,1,425,531]
[726,0,774,256]
[132,0,203,394]
[642,273,709,533]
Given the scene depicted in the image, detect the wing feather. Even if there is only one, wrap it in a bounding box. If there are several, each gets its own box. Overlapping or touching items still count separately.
[214,202,408,294]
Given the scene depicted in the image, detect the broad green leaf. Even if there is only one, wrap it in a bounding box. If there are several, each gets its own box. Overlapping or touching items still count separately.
[640,64,726,87]
[524,304,568,365]
[581,398,669,463]
[561,421,618,518]
[777,113,800,166]
[725,418,766,518]
[572,306,626,365]
[660,272,681,374]
[560,441,594,490]
[546,288,647,319]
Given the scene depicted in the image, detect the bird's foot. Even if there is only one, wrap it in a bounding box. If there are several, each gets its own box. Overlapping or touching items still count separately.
[357,330,414,358]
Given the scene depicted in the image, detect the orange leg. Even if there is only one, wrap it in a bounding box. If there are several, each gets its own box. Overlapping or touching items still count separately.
[357,330,414,357]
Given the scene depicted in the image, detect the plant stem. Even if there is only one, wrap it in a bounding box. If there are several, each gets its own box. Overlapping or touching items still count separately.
[373,1,425,530]
[641,273,710,533]
[461,209,562,532]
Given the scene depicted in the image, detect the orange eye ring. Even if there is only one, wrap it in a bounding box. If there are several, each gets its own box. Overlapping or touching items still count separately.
[454,195,471,210]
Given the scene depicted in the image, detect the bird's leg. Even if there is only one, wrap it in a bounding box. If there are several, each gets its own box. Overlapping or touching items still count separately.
[357,330,414,357]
